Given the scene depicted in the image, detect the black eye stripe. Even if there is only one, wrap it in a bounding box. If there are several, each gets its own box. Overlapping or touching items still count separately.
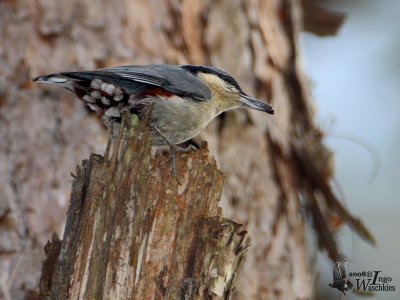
[181,65,243,92]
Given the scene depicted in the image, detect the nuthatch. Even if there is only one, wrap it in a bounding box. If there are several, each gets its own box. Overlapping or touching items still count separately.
[33,65,274,180]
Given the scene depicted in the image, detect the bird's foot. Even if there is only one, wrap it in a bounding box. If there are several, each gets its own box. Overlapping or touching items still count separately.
[177,139,199,153]
[168,144,182,185]
[153,127,187,185]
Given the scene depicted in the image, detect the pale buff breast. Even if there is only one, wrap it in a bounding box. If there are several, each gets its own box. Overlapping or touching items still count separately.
[149,96,216,145]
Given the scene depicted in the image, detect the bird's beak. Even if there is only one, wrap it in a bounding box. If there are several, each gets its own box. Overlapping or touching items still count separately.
[240,94,274,114]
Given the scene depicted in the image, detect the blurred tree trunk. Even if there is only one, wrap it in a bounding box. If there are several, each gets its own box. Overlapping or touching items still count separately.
[0,0,372,299]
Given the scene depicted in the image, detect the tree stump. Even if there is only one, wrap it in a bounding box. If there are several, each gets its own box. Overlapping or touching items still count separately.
[39,114,250,299]
[1,1,375,298]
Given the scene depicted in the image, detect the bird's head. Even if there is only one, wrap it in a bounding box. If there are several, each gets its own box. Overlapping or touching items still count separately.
[345,280,354,291]
[182,65,274,115]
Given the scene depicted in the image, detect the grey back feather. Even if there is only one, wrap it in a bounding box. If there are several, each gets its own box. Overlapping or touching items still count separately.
[101,65,211,101]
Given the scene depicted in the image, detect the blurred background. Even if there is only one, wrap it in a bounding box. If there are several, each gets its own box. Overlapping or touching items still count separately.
[302,0,400,299]
[0,0,399,299]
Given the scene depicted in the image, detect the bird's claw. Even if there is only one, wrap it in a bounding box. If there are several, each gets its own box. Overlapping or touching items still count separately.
[169,146,182,185]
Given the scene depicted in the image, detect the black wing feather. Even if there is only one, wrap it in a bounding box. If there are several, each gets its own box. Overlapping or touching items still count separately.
[57,70,147,95]
[33,65,212,100]
[101,65,211,100]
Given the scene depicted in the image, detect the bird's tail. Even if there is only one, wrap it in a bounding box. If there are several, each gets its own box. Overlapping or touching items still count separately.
[32,74,68,84]
[32,70,147,96]
[32,72,103,98]
[32,73,78,92]
[32,71,133,117]
[336,253,348,263]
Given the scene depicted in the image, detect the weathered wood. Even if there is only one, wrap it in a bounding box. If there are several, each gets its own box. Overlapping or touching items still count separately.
[40,114,249,299]
[1,1,375,298]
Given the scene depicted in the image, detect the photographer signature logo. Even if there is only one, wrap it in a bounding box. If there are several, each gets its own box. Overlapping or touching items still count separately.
[350,270,395,292]
[328,253,396,296]
[328,254,353,295]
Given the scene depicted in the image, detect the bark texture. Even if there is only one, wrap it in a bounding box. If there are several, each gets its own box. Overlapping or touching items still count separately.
[0,0,373,299]
[39,114,249,299]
